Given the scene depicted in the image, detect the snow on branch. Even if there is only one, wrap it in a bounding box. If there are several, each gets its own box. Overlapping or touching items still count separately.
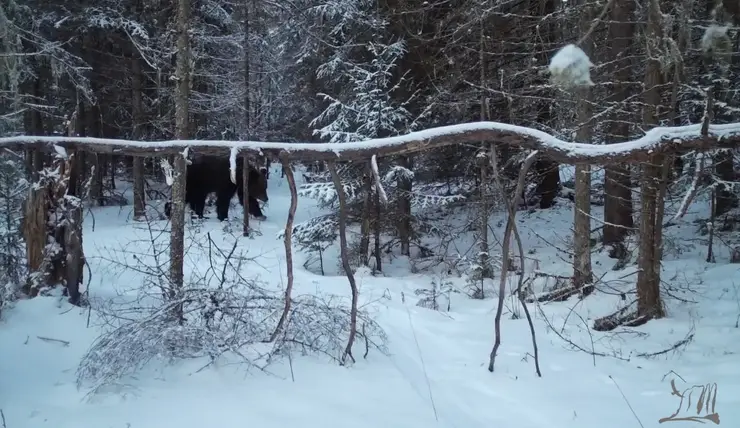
[370,155,388,204]
[548,44,594,88]
[3,121,740,165]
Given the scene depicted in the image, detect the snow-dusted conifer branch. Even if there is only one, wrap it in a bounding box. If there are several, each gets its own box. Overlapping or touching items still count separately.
[3,121,740,164]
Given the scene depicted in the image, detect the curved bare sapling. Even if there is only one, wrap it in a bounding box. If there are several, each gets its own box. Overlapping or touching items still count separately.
[270,155,298,342]
[488,150,539,373]
[489,146,541,377]
[328,160,359,365]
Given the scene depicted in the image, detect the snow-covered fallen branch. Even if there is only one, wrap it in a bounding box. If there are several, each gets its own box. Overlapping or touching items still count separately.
[2,121,740,164]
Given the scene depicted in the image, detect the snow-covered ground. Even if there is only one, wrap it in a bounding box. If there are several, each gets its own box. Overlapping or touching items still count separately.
[1,165,739,428]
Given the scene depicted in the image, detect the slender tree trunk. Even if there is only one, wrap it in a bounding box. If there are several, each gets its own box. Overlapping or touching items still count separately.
[328,162,358,365]
[242,0,251,234]
[132,54,146,221]
[359,164,372,266]
[86,103,103,206]
[533,0,560,209]
[572,0,594,295]
[478,148,491,280]
[477,22,491,279]
[242,154,250,235]
[373,188,381,272]
[397,155,412,256]
[602,0,635,248]
[170,0,191,317]
[635,0,666,321]
[270,157,297,341]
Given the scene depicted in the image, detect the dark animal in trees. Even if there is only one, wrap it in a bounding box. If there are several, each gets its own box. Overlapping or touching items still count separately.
[164,156,268,221]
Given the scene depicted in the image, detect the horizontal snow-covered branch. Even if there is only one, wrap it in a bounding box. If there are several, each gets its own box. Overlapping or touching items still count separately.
[2,121,740,164]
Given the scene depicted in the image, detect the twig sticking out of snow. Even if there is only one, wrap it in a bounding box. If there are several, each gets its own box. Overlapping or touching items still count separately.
[36,335,70,346]
[370,155,388,204]
[230,147,238,184]
[160,158,174,186]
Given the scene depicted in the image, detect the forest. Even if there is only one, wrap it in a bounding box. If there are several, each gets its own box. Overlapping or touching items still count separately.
[1,0,740,427]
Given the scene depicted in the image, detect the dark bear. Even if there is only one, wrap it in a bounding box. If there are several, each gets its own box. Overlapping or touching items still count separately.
[164,156,268,221]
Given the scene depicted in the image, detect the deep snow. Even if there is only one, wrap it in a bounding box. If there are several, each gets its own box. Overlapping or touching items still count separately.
[1,164,739,428]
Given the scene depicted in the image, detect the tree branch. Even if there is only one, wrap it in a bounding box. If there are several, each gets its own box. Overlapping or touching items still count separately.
[3,121,740,164]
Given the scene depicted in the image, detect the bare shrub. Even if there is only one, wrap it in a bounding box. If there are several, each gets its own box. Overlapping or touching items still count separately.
[77,219,388,395]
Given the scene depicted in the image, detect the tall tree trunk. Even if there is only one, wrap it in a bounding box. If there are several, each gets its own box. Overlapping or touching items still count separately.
[714,151,737,218]
[170,0,191,314]
[635,0,666,321]
[359,164,372,267]
[397,155,412,256]
[602,0,635,249]
[477,21,492,279]
[242,0,251,234]
[132,54,146,221]
[533,0,560,209]
[573,1,594,296]
[86,102,103,206]
[373,188,381,272]
[22,70,44,180]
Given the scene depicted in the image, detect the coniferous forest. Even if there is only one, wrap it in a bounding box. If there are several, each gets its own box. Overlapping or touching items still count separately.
[1,1,740,427]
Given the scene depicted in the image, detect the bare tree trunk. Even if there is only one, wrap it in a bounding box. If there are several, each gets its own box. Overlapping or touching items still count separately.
[373,188,382,272]
[635,0,666,321]
[132,55,146,221]
[477,22,491,280]
[533,0,560,209]
[169,0,191,320]
[359,164,372,266]
[270,157,297,342]
[86,102,103,206]
[488,152,538,372]
[573,4,594,296]
[477,149,491,281]
[489,147,542,377]
[64,158,84,306]
[397,155,412,256]
[169,154,187,319]
[242,0,251,234]
[328,161,358,365]
[602,0,635,249]
[242,154,251,235]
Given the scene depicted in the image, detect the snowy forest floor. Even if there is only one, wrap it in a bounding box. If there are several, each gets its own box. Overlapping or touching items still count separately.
[1,165,740,428]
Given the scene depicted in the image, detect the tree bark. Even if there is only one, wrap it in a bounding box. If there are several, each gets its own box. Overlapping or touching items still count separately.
[359,164,372,266]
[533,0,560,209]
[572,0,594,296]
[242,154,251,235]
[328,161,358,365]
[602,0,635,248]
[169,0,191,318]
[397,155,412,256]
[132,54,146,221]
[477,21,491,279]
[635,0,666,321]
[373,186,382,272]
[270,157,297,342]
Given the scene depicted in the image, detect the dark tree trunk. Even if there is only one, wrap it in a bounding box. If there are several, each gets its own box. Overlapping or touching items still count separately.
[602,0,636,248]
